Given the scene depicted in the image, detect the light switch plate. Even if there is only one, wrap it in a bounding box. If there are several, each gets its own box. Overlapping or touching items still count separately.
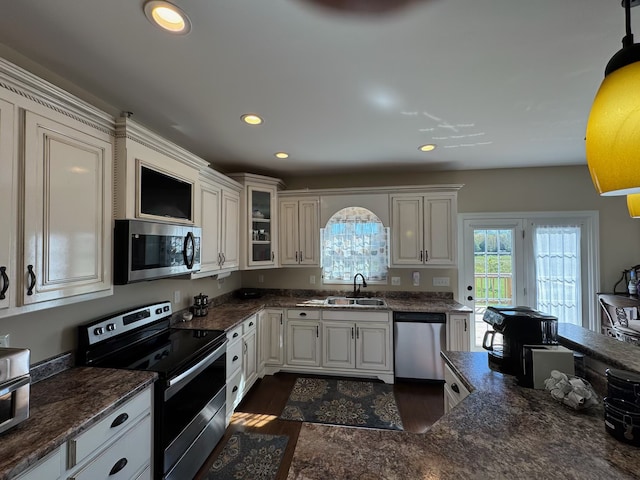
[433,277,450,287]
[391,276,401,286]
[0,334,9,348]
[258,274,264,283]
[309,275,316,285]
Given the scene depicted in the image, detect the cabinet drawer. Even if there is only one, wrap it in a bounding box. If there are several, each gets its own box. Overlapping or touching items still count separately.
[226,369,243,412]
[322,310,390,322]
[15,446,64,480]
[68,387,152,468]
[69,415,152,480]
[227,339,243,377]
[243,314,257,333]
[287,309,320,320]
[227,324,243,343]
[444,363,470,405]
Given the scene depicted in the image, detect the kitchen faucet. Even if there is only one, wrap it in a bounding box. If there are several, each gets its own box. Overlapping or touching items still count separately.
[352,273,367,297]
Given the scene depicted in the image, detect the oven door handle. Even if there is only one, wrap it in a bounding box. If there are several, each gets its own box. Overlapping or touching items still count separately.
[165,339,227,400]
[0,375,30,397]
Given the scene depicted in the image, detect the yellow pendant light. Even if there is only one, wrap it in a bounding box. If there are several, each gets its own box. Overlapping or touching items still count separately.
[586,0,640,196]
[628,194,640,217]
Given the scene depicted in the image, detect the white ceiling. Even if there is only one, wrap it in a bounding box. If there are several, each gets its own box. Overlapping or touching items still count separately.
[0,0,634,176]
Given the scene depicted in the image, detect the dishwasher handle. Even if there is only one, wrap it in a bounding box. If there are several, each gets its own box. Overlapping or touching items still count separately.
[393,312,446,323]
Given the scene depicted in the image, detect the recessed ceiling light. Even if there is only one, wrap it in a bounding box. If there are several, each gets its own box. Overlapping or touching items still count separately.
[275,152,289,159]
[419,144,437,152]
[241,114,263,125]
[144,1,192,35]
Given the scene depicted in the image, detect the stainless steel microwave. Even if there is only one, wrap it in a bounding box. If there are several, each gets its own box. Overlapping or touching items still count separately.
[0,348,30,435]
[114,219,201,284]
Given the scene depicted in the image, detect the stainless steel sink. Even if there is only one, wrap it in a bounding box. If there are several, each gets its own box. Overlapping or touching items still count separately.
[324,297,387,307]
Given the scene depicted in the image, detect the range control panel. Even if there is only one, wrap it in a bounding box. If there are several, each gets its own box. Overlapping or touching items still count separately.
[83,301,172,345]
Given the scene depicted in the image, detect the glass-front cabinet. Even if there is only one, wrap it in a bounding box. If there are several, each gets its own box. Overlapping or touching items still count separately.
[249,186,275,265]
[229,173,284,270]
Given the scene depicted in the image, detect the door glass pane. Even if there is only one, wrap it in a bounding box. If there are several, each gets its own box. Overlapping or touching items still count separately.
[533,224,581,325]
[473,229,514,348]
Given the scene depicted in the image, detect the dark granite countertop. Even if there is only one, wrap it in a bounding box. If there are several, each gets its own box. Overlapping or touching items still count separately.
[288,348,640,479]
[174,293,471,332]
[0,367,157,480]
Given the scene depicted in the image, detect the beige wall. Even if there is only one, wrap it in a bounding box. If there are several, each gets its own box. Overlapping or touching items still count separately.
[0,273,241,363]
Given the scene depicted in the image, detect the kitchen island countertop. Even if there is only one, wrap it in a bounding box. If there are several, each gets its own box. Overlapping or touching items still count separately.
[287,349,640,479]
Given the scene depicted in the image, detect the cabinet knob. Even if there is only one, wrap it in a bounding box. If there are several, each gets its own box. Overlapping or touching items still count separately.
[232,355,239,362]
[467,296,473,301]
[451,383,460,394]
[467,285,473,291]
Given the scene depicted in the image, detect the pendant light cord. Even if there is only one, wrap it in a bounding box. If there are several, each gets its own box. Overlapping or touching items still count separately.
[624,0,634,47]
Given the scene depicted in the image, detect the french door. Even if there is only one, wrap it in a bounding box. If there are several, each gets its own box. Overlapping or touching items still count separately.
[460,213,599,350]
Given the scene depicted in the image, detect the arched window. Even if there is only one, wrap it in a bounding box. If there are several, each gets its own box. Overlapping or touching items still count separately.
[321,207,388,284]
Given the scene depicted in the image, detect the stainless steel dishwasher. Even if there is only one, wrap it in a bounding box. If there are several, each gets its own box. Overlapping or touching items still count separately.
[393,311,447,381]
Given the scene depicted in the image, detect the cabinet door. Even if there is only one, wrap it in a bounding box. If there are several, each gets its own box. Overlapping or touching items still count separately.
[286,320,320,367]
[248,185,277,267]
[322,322,355,369]
[279,200,300,265]
[391,196,424,265]
[23,111,112,304]
[447,313,470,351]
[356,322,391,371]
[423,195,456,265]
[0,98,15,312]
[198,183,221,274]
[220,187,240,270]
[261,310,284,366]
[298,198,319,266]
[243,329,258,393]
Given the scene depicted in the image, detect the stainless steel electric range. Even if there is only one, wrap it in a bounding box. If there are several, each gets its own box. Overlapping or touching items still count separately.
[77,301,227,480]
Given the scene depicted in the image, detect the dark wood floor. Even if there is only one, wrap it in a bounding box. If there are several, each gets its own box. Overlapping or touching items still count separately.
[194,373,444,479]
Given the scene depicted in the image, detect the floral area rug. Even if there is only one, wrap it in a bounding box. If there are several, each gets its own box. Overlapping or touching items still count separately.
[280,377,403,430]
[205,432,288,480]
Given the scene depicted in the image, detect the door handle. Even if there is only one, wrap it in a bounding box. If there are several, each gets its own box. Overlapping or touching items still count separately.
[0,266,8,300]
[26,265,36,296]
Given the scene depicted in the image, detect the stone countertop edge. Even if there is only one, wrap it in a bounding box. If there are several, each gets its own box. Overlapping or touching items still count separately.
[0,367,157,480]
[173,294,471,332]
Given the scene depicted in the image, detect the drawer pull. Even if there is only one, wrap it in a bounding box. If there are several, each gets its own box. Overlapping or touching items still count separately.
[232,355,239,362]
[0,266,8,300]
[110,413,129,428]
[299,312,307,317]
[232,386,238,393]
[249,321,254,327]
[109,457,128,476]
[233,332,239,338]
[451,383,460,394]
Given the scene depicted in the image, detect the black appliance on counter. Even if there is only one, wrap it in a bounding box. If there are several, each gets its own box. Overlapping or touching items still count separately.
[77,301,227,480]
[482,306,557,376]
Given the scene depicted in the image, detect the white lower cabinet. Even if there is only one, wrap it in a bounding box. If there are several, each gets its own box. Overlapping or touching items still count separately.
[16,387,152,480]
[225,315,259,423]
[284,309,393,383]
[259,309,284,372]
[446,313,471,351]
[443,363,470,413]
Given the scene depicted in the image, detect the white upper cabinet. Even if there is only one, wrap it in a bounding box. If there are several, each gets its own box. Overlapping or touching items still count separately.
[114,117,209,225]
[391,191,458,267]
[0,97,16,312]
[22,111,113,305]
[279,197,319,266]
[192,169,241,277]
[228,173,285,270]
[0,57,115,316]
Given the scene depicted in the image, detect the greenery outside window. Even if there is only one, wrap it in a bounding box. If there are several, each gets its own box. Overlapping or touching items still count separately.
[321,207,388,284]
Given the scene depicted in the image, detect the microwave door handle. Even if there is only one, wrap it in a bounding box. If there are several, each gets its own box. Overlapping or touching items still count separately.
[0,375,30,397]
[183,231,195,269]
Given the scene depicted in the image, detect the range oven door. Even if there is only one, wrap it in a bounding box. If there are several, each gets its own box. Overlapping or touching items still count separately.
[158,339,227,480]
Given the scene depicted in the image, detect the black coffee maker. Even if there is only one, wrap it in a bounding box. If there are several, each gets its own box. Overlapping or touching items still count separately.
[482,306,558,375]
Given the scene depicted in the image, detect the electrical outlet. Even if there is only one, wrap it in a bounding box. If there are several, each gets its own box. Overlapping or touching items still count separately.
[391,276,401,286]
[309,275,316,285]
[258,274,264,283]
[0,334,9,348]
[173,290,181,304]
[433,277,450,287]
[412,271,420,286]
